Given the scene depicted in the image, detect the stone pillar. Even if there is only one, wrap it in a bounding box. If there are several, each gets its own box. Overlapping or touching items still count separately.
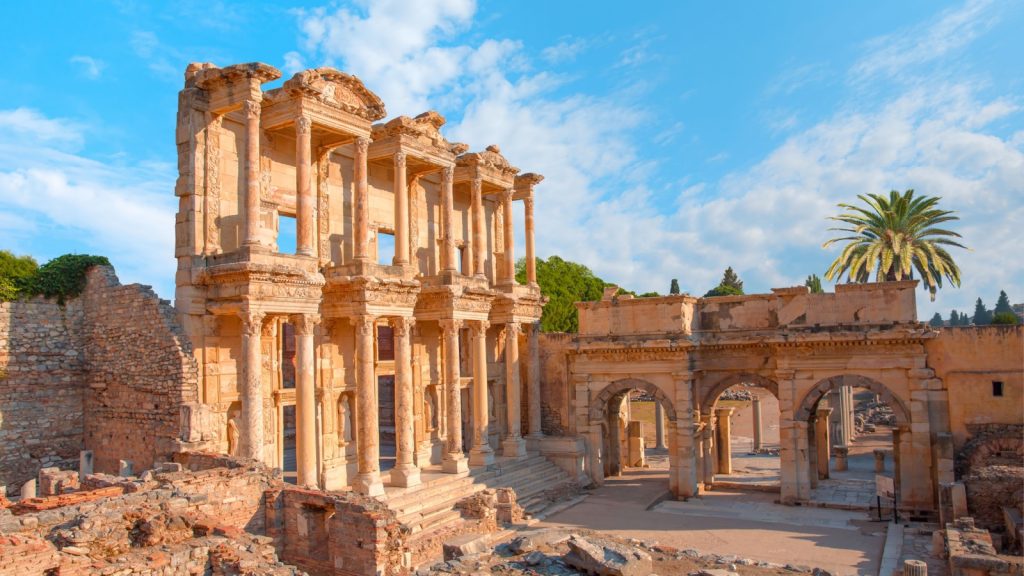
[440,319,468,473]
[816,408,832,480]
[295,116,314,256]
[390,316,419,487]
[525,322,543,441]
[655,403,666,449]
[701,414,715,486]
[441,166,457,273]
[352,314,383,496]
[501,188,515,284]
[353,137,371,262]
[393,152,409,266]
[469,320,494,467]
[471,178,486,278]
[834,445,849,471]
[752,396,764,451]
[673,372,698,499]
[524,194,536,285]
[239,311,265,462]
[242,100,263,246]
[715,407,734,475]
[502,322,526,457]
[292,313,319,488]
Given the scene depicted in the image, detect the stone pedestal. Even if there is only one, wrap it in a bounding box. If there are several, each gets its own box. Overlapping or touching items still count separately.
[874,449,886,473]
[833,445,849,471]
[20,479,36,500]
[715,407,734,475]
[627,421,645,467]
[752,396,764,451]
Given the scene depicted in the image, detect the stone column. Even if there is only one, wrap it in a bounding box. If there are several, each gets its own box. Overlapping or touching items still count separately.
[752,396,764,451]
[655,403,666,449]
[715,407,734,474]
[393,152,409,266]
[525,322,543,441]
[502,322,527,457]
[239,311,265,461]
[468,320,494,466]
[673,372,698,499]
[352,314,383,495]
[353,137,371,263]
[524,194,536,285]
[501,188,516,284]
[815,408,832,480]
[701,414,715,486]
[292,313,318,488]
[441,166,457,273]
[440,319,468,473]
[295,116,314,256]
[390,316,419,487]
[471,178,485,278]
[242,100,263,246]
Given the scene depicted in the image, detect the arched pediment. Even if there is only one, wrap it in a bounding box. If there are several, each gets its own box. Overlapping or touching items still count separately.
[588,378,677,423]
[283,67,386,121]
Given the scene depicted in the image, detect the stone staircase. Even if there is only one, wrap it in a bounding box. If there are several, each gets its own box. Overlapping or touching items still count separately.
[381,453,578,536]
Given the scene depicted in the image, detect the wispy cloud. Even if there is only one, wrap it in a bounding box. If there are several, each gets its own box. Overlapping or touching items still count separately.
[850,0,998,84]
[130,30,183,80]
[70,55,105,80]
[541,38,587,64]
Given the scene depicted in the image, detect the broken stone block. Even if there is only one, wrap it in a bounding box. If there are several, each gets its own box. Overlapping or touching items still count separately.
[563,535,652,576]
[442,533,492,561]
[118,460,133,477]
[20,479,37,500]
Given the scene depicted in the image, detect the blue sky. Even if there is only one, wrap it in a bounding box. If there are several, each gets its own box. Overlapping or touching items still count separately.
[1,0,1022,319]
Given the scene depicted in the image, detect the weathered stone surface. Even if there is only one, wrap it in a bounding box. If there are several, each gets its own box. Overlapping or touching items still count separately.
[563,534,653,576]
[443,533,493,561]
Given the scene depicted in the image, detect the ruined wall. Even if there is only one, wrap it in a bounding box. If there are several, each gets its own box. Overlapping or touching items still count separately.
[539,333,573,435]
[0,299,85,493]
[81,266,200,474]
[926,325,1024,448]
[577,296,697,337]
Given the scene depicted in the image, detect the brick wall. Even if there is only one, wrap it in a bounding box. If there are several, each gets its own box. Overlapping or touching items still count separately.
[0,298,85,493]
[80,266,200,474]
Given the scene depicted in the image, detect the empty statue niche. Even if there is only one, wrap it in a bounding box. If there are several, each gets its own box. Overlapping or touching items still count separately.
[299,503,332,562]
[424,384,439,438]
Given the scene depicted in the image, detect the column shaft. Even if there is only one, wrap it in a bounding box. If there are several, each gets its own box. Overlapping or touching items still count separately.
[655,402,666,449]
[469,320,494,466]
[242,100,262,246]
[393,152,409,265]
[295,117,314,256]
[390,316,419,487]
[715,407,734,474]
[816,408,832,480]
[352,314,383,495]
[441,167,457,273]
[526,322,542,438]
[471,178,485,277]
[752,396,764,451]
[239,311,265,461]
[502,188,515,283]
[292,314,318,487]
[502,322,526,457]
[353,137,370,262]
[701,416,715,486]
[524,195,536,285]
[440,319,468,472]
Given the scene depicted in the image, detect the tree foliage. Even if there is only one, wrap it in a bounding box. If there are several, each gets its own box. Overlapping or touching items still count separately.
[516,256,614,333]
[0,252,110,304]
[669,278,680,295]
[805,274,824,294]
[994,290,1013,316]
[705,267,744,297]
[929,312,944,327]
[972,298,991,326]
[823,189,966,301]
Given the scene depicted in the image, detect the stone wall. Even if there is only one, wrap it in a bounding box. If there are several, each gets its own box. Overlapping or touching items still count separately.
[538,333,573,435]
[80,266,200,475]
[0,265,201,492]
[963,465,1024,534]
[0,298,85,493]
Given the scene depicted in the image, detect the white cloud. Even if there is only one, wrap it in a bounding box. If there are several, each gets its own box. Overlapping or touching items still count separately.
[70,55,105,80]
[130,30,181,80]
[541,38,586,64]
[283,50,305,74]
[0,109,176,296]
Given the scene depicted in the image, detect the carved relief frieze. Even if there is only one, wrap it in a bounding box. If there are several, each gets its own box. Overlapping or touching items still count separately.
[317,150,331,264]
[203,114,222,254]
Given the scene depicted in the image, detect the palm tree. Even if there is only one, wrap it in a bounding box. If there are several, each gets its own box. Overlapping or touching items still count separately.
[823,189,967,301]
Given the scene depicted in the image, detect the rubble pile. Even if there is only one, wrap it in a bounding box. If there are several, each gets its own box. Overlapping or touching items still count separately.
[720,389,755,402]
[854,400,895,433]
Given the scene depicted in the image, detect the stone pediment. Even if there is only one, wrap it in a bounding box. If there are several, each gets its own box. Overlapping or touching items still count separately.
[371,111,468,156]
[189,62,282,90]
[279,67,386,121]
[457,144,520,178]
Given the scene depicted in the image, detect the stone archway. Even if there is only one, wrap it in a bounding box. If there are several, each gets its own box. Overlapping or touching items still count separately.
[794,374,909,425]
[700,373,781,489]
[589,378,677,424]
[701,372,779,414]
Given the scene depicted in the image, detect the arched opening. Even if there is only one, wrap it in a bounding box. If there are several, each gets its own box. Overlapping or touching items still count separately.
[588,379,677,494]
[701,373,781,492]
[795,375,911,510]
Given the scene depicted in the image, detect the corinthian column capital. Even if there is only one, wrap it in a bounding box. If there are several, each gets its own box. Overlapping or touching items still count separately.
[295,115,312,135]
[438,318,463,335]
[243,99,261,118]
[291,313,320,336]
[390,316,416,338]
[469,319,490,339]
[350,314,376,336]
[240,311,265,336]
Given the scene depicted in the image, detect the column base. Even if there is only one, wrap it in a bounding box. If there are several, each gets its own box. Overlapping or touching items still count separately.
[442,454,469,474]
[389,465,421,488]
[502,437,527,458]
[525,433,544,452]
[469,445,495,467]
[353,472,385,497]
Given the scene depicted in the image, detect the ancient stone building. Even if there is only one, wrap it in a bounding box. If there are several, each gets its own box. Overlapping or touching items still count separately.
[172,62,546,494]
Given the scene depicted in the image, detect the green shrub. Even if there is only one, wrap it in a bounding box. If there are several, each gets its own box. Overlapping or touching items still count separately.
[0,252,110,304]
[992,312,1020,325]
